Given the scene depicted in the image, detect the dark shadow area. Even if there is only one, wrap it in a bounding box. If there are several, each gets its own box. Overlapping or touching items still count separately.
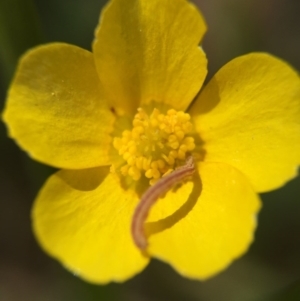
[189,75,221,115]
[57,166,110,191]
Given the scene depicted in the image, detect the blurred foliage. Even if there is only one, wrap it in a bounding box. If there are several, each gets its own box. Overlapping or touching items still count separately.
[0,0,300,300]
[0,0,43,91]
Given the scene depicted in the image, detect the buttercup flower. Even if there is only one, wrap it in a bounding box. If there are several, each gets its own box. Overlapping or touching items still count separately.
[2,0,300,284]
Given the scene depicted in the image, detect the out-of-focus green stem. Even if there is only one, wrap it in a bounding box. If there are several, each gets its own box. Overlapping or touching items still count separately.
[0,0,43,88]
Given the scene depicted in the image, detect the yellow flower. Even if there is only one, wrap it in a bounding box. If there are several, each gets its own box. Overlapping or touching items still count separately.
[2,0,300,284]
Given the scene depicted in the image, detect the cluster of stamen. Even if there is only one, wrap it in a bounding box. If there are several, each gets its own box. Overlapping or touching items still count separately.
[112,108,195,185]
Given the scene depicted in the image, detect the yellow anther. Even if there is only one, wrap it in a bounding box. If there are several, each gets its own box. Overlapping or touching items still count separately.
[158,142,164,149]
[122,130,130,136]
[167,109,177,115]
[164,126,172,134]
[136,157,143,170]
[113,137,122,149]
[184,137,194,143]
[180,144,188,152]
[169,150,178,158]
[157,159,165,169]
[169,141,179,149]
[151,160,158,169]
[187,144,195,151]
[150,119,158,127]
[168,156,175,165]
[159,123,166,130]
[129,145,137,154]
[123,152,131,160]
[112,107,195,184]
[119,146,126,155]
[175,130,185,140]
[121,136,129,144]
[149,178,158,186]
[158,114,165,122]
[110,165,116,173]
[168,134,177,143]
[183,137,195,151]
[132,131,140,139]
[121,165,129,175]
[127,156,136,166]
[128,166,141,181]
[142,157,150,170]
[134,126,144,134]
[145,169,153,178]
[152,169,160,179]
[177,150,186,159]
[133,119,143,127]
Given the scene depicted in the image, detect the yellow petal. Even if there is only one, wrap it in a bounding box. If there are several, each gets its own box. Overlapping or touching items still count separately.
[93,0,207,115]
[190,53,300,192]
[2,43,114,169]
[32,167,149,284]
[146,162,261,280]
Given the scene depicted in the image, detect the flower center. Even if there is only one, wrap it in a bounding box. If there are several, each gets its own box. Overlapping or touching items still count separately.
[112,108,195,185]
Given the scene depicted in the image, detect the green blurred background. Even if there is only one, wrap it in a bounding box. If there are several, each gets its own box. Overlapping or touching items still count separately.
[0,0,300,300]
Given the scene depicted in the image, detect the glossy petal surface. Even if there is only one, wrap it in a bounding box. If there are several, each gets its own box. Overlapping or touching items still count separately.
[93,0,207,115]
[147,162,261,280]
[3,43,114,169]
[32,167,149,284]
[190,53,300,192]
